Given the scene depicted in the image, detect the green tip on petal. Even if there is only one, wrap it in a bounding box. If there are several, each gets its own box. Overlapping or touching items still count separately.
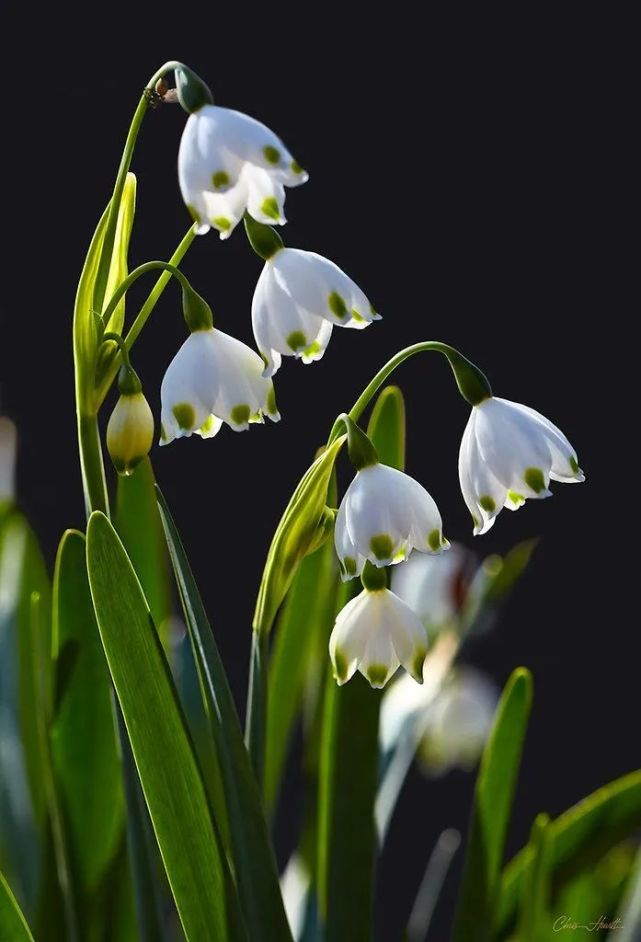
[341,556,357,577]
[328,291,348,320]
[334,650,348,683]
[428,529,444,552]
[366,664,389,688]
[212,171,230,190]
[411,649,427,682]
[479,495,496,513]
[172,403,196,431]
[524,467,546,494]
[261,197,281,221]
[230,404,251,426]
[287,330,307,352]
[507,489,525,507]
[291,159,305,175]
[569,455,581,474]
[213,216,232,232]
[263,145,281,165]
[370,534,394,561]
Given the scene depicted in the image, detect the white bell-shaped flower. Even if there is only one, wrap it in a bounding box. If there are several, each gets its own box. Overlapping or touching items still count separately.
[160,328,279,445]
[380,666,497,774]
[0,417,17,506]
[390,544,473,633]
[329,587,428,689]
[252,248,380,377]
[459,396,585,535]
[178,105,308,239]
[335,463,447,581]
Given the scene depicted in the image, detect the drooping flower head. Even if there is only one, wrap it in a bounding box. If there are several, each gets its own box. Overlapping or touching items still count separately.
[247,221,380,376]
[106,366,155,476]
[335,462,448,581]
[459,396,585,534]
[329,584,428,689]
[178,99,308,239]
[160,327,279,445]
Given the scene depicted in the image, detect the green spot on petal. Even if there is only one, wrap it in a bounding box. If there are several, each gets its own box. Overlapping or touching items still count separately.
[172,403,196,431]
[366,664,389,688]
[287,330,307,352]
[334,649,348,682]
[200,415,217,436]
[213,216,231,232]
[479,495,496,513]
[266,385,278,417]
[212,170,230,189]
[428,529,442,552]
[472,514,480,529]
[524,467,546,494]
[291,159,304,174]
[507,490,525,506]
[351,308,366,323]
[261,197,280,220]
[304,340,321,357]
[230,404,251,426]
[263,145,281,164]
[370,534,393,560]
[569,455,580,473]
[342,556,357,577]
[160,423,167,442]
[412,649,427,680]
[328,291,348,319]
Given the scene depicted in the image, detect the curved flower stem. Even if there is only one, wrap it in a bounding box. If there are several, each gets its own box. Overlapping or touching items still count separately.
[92,60,185,315]
[95,226,196,408]
[327,341,492,444]
[100,260,194,326]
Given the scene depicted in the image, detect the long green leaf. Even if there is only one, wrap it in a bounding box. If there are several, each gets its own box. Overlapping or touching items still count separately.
[0,870,34,942]
[86,511,244,942]
[115,458,171,635]
[317,386,406,942]
[496,769,641,938]
[517,813,551,942]
[50,531,124,903]
[156,487,292,942]
[453,667,533,942]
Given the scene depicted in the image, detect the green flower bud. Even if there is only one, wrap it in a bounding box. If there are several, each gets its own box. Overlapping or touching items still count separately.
[174,65,214,114]
[107,367,155,476]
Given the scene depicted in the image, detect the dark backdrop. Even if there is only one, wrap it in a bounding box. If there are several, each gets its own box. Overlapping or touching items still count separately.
[2,9,630,939]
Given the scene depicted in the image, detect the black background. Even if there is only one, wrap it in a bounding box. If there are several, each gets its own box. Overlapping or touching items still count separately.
[1,9,631,940]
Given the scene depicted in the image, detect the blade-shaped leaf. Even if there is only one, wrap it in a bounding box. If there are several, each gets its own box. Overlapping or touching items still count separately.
[0,870,34,942]
[156,487,292,942]
[317,386,406,942]
[102,172,137,337]
[50,531,124,902]
[517,813,551,942]
[496,769,641,938]
[253,435,345,636]
[453,667,533,942]
[86,511,244,942]
[115,458,171,636]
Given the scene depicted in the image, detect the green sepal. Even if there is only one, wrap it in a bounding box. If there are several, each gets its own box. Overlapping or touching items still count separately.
[244,214,284,261]
[340,414,378,471]
[443,347,492,406]
[182,285,214,332]
[117,364,142,396]
[174,64,214,114]
[361,560,387,592]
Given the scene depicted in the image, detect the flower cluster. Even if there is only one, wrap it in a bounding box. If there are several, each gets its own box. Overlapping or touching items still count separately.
[104,64,584,694]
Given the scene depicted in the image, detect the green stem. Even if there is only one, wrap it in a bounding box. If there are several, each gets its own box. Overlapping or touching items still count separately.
[245,631,268,790]
[78,413,110,518]
[92,60,185,315]
[100,260,194,327]
[95,226,196,407]
[328,341,492,444]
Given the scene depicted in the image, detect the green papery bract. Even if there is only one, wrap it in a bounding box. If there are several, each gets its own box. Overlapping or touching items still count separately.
[253,435,345,635]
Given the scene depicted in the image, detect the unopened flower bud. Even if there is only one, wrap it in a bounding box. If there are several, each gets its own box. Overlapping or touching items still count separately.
[106,367,154,476]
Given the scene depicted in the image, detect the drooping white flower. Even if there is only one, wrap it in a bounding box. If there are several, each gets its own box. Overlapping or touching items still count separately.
[329,587,428,689]
[160,328,279,445]
[380,664,498,774]
[178,105,308,239]
[335,463,448,581]
[251,248,380,377]
[459,396,585,535]
[0,418,17,505]
[390,544,474,633]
